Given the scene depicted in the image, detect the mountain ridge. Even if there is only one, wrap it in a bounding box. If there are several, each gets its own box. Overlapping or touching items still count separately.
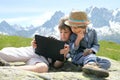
[0,7,120,43]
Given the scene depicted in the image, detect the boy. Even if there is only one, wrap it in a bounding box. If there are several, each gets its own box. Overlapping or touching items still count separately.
[64,10,111,77]
[0,17,71,73]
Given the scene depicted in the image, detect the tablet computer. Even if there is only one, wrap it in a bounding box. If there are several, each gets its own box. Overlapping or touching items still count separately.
[35,35,65,61]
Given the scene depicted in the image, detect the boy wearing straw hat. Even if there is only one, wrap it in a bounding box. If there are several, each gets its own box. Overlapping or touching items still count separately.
[64,10,110,77]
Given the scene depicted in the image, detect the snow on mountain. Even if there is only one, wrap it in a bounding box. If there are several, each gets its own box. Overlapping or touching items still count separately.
[112,8,120,16]
[0,7,120,43]
[86,6,112,28]
[33,11,64,37]
[0,21,38,37]
[95,21,120,43]
[112,8,120,22]
[12,24,25,31]
[85,6,120,43]
[0,21,17,35]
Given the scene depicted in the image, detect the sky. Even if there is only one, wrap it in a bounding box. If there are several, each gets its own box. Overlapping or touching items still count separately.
[0,0,120,27]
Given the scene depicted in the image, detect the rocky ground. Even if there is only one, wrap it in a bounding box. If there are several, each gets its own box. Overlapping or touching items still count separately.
[0,57,120,80]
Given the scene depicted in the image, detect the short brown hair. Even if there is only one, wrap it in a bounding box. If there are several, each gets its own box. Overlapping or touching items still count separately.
[58,16,72,32]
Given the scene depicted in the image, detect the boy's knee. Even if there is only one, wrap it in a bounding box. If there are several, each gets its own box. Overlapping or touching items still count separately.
[35,62,49,73]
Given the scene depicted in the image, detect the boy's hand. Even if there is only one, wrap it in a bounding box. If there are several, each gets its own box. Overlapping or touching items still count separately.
[75,31,84,47]
[77,31,85,39]
[60,44,70,57]
[31,39,37,49]
[48,36,57,40]
[83,49,93,56]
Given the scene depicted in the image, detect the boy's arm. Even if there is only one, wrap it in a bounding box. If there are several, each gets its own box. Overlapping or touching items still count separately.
[83,30,99,56]
[74,32,84,48]
[60,44,70,58]
[90,30,100,53]
[54,44,70,68]
[69,32,84,53]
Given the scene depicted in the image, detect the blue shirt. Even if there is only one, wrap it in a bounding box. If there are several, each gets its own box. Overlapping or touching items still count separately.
[69,27,100,58]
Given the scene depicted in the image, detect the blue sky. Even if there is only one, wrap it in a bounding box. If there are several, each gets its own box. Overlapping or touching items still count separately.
[0,0,119,27]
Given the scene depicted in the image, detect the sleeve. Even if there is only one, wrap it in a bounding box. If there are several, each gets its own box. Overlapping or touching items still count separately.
[91,30,100,53]
[66,53,70,58]
[69,34,79,54]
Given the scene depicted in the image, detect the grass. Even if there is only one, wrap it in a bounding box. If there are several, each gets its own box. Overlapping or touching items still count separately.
[0,35,32,49]
[97,40,120,61]
[0,35,120,61]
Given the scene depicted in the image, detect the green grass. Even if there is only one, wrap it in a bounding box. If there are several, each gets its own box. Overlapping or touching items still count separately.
[0,35,32,49]
[97,40,120,61]
[0,35,120,61]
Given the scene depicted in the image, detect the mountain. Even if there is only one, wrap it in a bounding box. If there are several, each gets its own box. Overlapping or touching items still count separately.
[86,6,112,28]
[0,11,65,38]
[12,24,24,31]
[0,7,120,43]
[0,21,17,35]
[112,8,120,22]
[86,6,120,43]
[33,11,64,37]
[0,21,39,37]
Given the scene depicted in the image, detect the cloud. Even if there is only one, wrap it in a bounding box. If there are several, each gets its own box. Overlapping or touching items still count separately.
[30,11,55,26]
[0,11,54,27]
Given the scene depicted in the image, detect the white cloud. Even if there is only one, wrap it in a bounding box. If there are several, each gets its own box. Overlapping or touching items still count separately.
[30,11,55,26]
[0,11,54,27]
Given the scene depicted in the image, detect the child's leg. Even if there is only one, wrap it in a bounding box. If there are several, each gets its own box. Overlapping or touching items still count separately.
[72,52,84,66]
[72,53,97,65]
[0,46,35,62]
[53,60,64,68]
[0,49,49,73]
[22,55,49,73]
[0,47,49,73]
[15,62,49,73]
[82,54,109,77]
[83,54,97,65]
[97,57,111,70]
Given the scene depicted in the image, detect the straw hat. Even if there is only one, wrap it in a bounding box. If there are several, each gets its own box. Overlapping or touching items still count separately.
[65,10,90,27]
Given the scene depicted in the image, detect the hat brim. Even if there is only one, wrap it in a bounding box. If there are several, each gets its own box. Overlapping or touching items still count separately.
[65,20,90,27]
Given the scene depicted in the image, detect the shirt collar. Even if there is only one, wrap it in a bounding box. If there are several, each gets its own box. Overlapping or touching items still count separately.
[85,26,89,33]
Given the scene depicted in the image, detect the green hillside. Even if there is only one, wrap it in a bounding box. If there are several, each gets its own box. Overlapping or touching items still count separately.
[97,40,120,61]
[0,35,32,49]
[0,35,120,61]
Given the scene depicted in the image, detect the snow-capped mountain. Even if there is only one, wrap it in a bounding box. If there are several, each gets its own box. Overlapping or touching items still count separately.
[86,6,112,28]
[112,8,120,22]
[0,11,64,38]
[0,7,120,43]
[33,11,64,37]
[0,21,16,35]
[0,21,39,37]
[12,24,24,31]
[86,6,120,43]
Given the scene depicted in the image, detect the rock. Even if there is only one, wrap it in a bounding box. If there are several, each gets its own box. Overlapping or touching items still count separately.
[0,67,50,80]
[0,57,120,80]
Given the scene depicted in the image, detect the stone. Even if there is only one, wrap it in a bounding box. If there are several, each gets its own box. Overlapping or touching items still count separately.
[0,57,119,80]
